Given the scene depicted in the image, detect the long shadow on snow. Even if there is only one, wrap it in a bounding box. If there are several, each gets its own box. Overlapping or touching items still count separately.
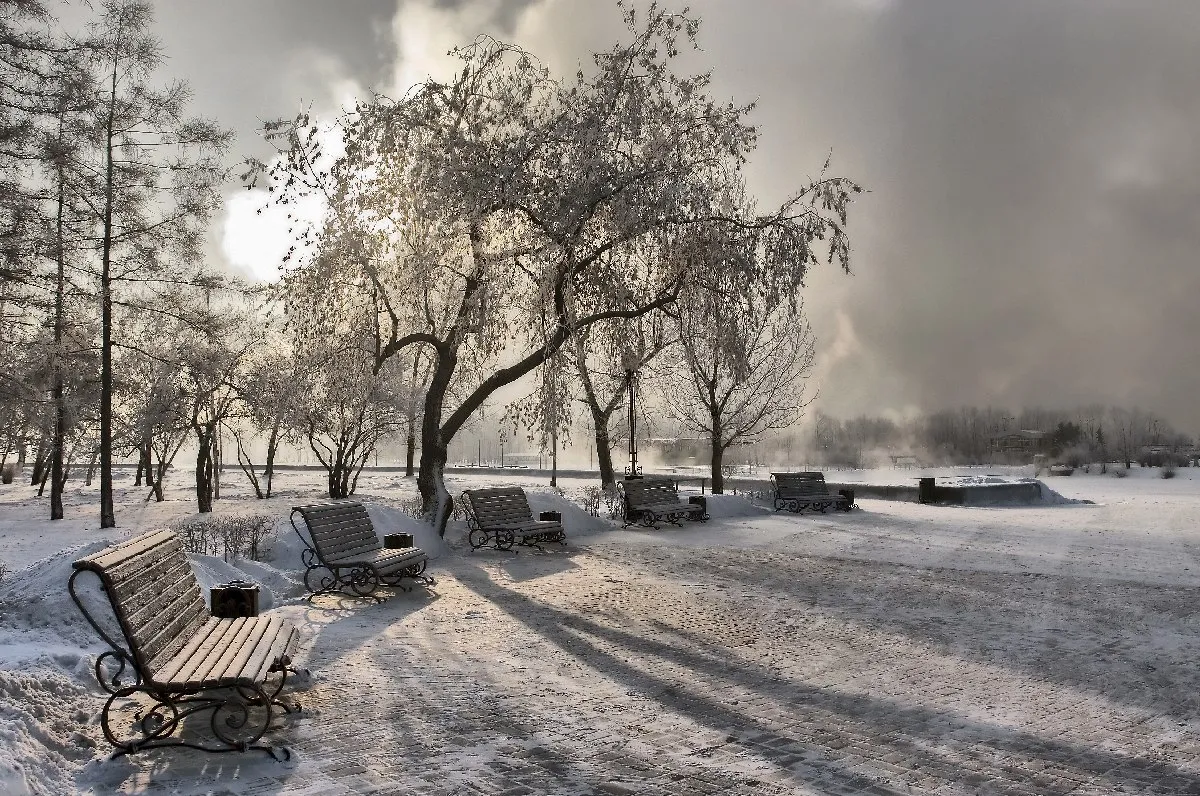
[452,558,1200,794]
[633,541,1200,720]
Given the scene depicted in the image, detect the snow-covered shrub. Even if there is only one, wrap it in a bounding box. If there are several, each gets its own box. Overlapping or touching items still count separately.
[580,486,602,517]
[1162,463,1177,479]
[603,486,624,518]
[396,495,424,519]
[171,514,276,561]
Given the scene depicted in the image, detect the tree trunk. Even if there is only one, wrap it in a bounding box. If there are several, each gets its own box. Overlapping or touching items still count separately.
[405,427,416,477]
[710,432,725,494]
[28,438,48,487]
[152,456,167,502]
[417,354,456,536]
[213,429,221,500]
[233,432,264,499]
[594,422,616,490]
[85,448,99,486]
[50,147,66,521]
[195,427,214,513]
[98,67,118,529]
[550,428,557,488]
[264,422,279,498]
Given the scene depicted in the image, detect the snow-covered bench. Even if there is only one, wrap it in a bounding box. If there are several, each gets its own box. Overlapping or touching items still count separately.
[290,501,434,598]
[620,477,707,528]
[461,487,567,551]
[68,529,301,759]
[771,471,852,513]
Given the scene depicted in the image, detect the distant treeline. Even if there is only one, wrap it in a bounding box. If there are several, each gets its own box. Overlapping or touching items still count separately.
[790,406,1195,469]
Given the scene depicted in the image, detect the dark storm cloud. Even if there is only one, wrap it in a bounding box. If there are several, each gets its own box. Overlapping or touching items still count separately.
[427,0,540,33]
[152,1,398,158]
[678,0,1200,431]
[135,0,1200,430]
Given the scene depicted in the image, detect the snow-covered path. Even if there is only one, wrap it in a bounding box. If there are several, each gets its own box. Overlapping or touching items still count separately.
[4,468,1200,794]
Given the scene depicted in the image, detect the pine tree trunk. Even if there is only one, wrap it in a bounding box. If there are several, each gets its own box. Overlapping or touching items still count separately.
[98,67,118,529]
[50,149,67,521]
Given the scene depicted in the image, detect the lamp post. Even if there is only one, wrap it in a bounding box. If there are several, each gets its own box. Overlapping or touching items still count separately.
[624,366,641,478]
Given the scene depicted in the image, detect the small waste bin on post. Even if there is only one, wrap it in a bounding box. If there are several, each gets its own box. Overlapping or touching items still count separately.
[917,477,936,504]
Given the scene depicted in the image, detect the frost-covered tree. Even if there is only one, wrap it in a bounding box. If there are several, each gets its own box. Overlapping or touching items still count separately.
[661,286,816,493]
[572,311,673,489]
[230,321,300,499]
[84,1,231,527]
[254,4,859,534]
[294,341,406,500]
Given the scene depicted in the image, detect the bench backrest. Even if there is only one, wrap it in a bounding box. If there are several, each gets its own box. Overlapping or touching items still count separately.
[463,487,535,527]
[292,502,381,563]
[72,529,208,679]
[622,478,681,509]
[771,471,835,497]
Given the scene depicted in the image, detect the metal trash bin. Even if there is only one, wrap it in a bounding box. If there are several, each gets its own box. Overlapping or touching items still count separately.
[210,580,260,618]
[539,511,562,522]
[838,488,855,508]
[918,477,936,504]
[688,495,707,515]
[384,533,415,549]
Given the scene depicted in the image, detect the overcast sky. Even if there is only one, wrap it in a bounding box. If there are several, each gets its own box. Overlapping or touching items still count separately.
[145,0,1200,433]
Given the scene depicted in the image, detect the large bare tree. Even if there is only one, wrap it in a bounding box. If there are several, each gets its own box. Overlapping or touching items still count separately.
[254,5,859,534]
[661,286,816,493]
[85,1,230,527]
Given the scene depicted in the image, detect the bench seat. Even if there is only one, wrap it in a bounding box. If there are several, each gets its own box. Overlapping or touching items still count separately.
[462,487,566,551]
[621,479,707,528]
[152,615,300,690]
[290,501,434,599]
[69,529,302,758]
[771,471,852,513]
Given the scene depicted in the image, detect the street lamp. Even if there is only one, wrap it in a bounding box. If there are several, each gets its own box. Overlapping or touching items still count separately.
[624,366,641,478]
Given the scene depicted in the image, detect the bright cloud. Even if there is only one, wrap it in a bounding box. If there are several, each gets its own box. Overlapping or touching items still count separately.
[221,122,346,283]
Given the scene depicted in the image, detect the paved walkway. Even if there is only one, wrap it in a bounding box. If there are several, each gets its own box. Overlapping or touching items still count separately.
[106,518,1200,795]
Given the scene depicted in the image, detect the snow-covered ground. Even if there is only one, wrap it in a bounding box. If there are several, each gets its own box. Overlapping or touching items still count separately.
[2,464,1199,794]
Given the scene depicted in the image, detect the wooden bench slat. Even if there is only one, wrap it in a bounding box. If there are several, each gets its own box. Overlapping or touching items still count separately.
[193,619,266,685]
[156,617,243,684]
[76,529,178,571]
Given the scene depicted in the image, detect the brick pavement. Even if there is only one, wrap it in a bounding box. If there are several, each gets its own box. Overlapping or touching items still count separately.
[111,524,1200,795]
